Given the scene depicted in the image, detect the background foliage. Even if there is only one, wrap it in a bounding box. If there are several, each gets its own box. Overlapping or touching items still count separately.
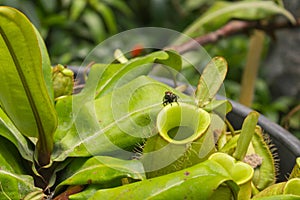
[0,0,298,138]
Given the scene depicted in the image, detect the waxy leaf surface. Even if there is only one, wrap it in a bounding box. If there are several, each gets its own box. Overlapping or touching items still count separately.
[0,7,57,160]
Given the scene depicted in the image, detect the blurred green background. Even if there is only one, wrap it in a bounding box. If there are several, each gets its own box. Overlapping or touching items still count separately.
[0,0,299,138]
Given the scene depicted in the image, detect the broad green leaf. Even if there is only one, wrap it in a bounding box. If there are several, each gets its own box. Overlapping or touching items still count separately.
[155,50,182,72]
[52,76,192,161]
[203,99,232,116]
[0,170,43,199]
[0,137,42,199]
[56,156,145,192]
[178,1,295,42]
[86,50,182,98]
[34,27,54,101]
[0,7,57,165]
[0,6,57,137]
[195,57,228,107]
[0,107,33,161]
[53,96,74,141]
[0,136,26,174]
[233,111,259,161]
[89,159,239,199]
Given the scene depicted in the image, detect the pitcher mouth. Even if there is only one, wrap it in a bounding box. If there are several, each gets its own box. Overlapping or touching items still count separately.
[156,102,211,145]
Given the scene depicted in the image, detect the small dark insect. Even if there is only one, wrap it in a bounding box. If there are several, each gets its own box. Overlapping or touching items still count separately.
[163,91,179,106]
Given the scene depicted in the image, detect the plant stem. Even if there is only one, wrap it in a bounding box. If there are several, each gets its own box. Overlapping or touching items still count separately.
[239,30,265,107]
[36,136,52,166]
[282,104,300,129]
[167,19,300,54]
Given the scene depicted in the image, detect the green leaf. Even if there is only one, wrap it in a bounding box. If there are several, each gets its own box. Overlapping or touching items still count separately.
[86,50,182,98]
[23,190,46,200]
[180,1,295,40]
[34,27,54,101]
[89,0,117,34]
[183,0,209,12]
[0,170,44,199]
[219,134,240,155]
[0,136,26,174]
[56,156,145,192]
[0,137,43,199]
[102,0,133,17]
[89,159,239,199]
[203,99,232,116]
[290,157,300,179]
[253,182,286,198]
[284,178,300,196]
[253,178,300,199]
[70,0,87,20]
[0,107,33,161]
[52,76,192,161]
[195,56,228,107]
[68,185,100,200]
[53,96,74,136]
[82,10,107,43]
[155,50,182,72]
[253,195,300,200]
[0,7,57,165]
[233,111,259,161]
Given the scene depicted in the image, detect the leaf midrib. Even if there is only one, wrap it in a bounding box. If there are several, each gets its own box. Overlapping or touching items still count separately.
[0,26,44,137]
[63,163,145,183]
